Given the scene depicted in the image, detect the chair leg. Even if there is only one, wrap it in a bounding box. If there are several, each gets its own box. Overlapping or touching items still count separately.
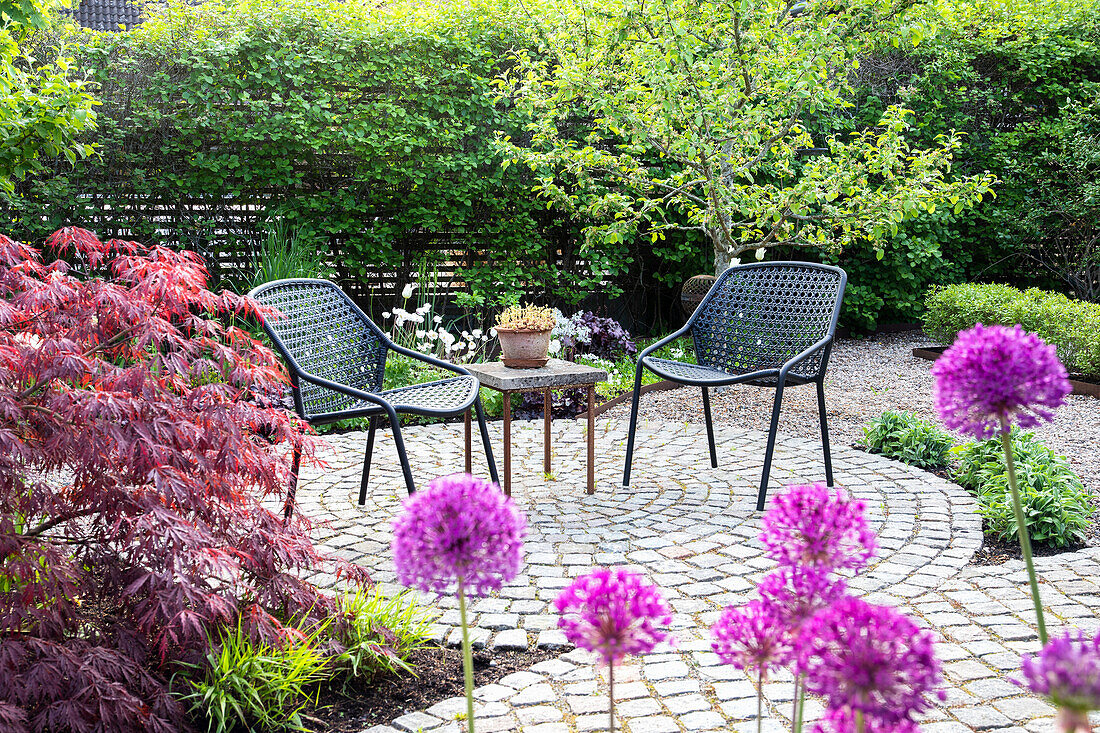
[622,365,645,487]
[702,386,718,468]
[817,379,834,487]
[756,382,786,512]
[283,445,302,521]
[474,396,500,485]
[390,417,417,496]
[357,416,378,506]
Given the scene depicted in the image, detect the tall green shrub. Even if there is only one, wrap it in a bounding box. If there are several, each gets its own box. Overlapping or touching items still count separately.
[832,0,1100,330]
[7,0,626,310]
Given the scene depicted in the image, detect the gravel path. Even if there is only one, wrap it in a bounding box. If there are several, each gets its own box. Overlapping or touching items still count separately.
[602,329,1100,503]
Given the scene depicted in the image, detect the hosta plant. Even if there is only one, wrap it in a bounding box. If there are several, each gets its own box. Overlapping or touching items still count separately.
[0,228,371,732]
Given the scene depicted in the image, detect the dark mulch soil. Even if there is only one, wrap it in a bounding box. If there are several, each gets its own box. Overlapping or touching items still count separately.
[304,646,556,732]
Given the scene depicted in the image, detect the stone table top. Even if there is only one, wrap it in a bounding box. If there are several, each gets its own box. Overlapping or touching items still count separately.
[464,359,608,391]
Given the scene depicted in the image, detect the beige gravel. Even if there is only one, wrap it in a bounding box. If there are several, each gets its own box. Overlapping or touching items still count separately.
[603,330,1100,498]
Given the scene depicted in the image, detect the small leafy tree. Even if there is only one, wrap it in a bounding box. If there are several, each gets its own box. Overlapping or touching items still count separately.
[0,0,97,194]
[500,0,997,271]
[0,228,370,731]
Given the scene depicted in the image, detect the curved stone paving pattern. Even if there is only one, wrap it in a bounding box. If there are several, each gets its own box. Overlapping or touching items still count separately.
[294,417,1099,732]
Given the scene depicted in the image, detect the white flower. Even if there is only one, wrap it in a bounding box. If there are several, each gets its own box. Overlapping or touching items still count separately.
[548,339,562,355]
[461,331,470,339]
[755,247,766,261]
[426,331,437,341]
[415,330,426,338]
[440,331,456,346]
[472,328,482,338]
[382,311,392,319]
[401,283,417,299]
[489,327,497,337]
[416,303,431,315]
[434,315,443,324]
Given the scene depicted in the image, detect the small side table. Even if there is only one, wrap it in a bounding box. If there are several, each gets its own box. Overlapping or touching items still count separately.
[464,359,608,495]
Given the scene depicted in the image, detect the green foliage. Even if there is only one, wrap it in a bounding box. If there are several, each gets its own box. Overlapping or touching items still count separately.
[953,430,1093,547]
[499,0,994,272]
[923,283,1100,377]
[244,221,332,292]
[180,619,329,733]
[862,410,955,469]
[841,0,1100,328]
[0,0,97,194]
[330,588,435,686]
[9,0,618,309]
[576,337,694,401]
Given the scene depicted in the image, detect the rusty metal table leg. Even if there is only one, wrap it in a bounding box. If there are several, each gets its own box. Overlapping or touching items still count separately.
[464,408,472,474]
[587,385,596,494]
[502,390,512,496]
[544,388,551,475]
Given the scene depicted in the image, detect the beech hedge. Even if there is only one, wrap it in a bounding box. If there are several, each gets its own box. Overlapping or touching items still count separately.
[5,0,630,312]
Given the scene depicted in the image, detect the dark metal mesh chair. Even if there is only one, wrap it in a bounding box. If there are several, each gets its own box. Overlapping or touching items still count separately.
[249,279,498,514]
[622,262,846,510]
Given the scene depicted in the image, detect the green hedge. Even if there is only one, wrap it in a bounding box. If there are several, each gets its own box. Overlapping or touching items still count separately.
[923,283,1100,377]
[6,0,629,312]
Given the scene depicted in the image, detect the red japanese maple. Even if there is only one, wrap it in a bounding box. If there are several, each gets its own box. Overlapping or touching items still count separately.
[0,228,370,731]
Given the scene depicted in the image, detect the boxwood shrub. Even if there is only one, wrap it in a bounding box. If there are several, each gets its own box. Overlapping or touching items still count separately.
[923,283,1100,378]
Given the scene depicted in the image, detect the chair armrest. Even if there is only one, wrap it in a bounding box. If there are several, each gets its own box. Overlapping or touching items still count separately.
[295,370,399,414]
[384,339,470,377]
[778,335,834,378]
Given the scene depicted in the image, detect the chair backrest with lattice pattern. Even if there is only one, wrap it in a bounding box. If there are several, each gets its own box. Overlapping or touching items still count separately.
[690,262,846,379]
[249,279,388,419]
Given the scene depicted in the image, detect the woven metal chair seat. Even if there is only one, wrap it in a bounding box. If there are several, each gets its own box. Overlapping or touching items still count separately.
[301,375,479,422]
[642,357,814,386]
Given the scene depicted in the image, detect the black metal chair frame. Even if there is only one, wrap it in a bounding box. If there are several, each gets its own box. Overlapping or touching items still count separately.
[249,278,499,516]
[622,261,847,510]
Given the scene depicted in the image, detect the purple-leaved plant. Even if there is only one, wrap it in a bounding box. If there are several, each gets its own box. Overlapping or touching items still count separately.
[1019,629,1100,732]
[931,324,1071,644]
[392,474,526,733]
[760,483,877,574]
[797,596,945,732]
[555,568,672,733]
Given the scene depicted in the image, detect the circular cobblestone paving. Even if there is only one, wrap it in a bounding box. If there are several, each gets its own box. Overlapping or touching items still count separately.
[295,417,1099,733]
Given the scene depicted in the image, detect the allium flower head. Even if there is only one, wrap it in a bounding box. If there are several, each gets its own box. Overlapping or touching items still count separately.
[760,483,876,573]
[797,596,945,726]
[931,323,1070,439]
[555,568,672,665]
[711,599,794,676]
[391,473,526,596]
[757,566,847,631]
[1019,630,1100,713]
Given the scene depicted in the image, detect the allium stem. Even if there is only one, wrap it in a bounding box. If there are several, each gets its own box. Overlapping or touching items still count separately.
[756,669,763,733]
[608,662,615,733]
[458,583,476,733]
[791,675,805,733]
[1000,423,1048,644]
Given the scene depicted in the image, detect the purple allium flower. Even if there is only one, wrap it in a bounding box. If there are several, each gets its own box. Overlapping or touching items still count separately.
[930,323,1070,439]
[760,483,876,574]
[711,599,794,677]
[1019,630,1100,713]
[757,566,847,632]
[797,596,945,726]
[391,473,526,596]
[812,707,919,733]
[555,567,672,666]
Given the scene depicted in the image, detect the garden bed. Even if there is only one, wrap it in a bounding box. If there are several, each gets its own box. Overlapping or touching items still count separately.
[912,346,1100,398]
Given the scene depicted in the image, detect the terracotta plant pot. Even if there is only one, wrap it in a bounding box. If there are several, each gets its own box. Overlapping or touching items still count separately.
[496,328,552,368]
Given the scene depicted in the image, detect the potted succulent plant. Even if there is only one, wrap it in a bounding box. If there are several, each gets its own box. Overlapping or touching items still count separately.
[494,304,557,367]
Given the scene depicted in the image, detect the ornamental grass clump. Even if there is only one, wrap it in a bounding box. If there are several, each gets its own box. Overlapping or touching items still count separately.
[391,473,526,733]
[931,323,1071,644]
[555,568,672,733]
[711,483,944,733]
[1019,629,1100,733]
